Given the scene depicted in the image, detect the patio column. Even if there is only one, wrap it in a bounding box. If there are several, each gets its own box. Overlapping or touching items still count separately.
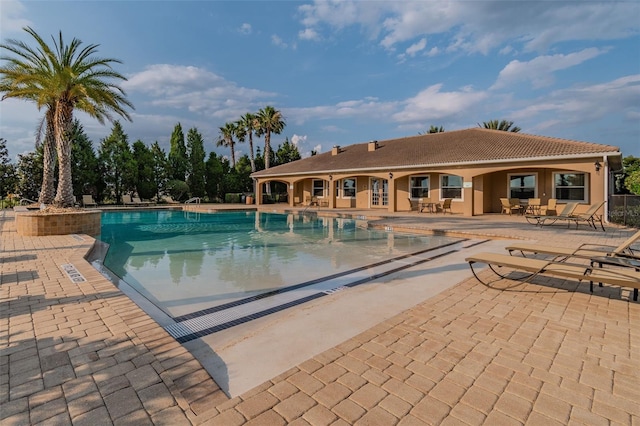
[256,180,263,206]
[328,177,335,208]
[387,173,396,213]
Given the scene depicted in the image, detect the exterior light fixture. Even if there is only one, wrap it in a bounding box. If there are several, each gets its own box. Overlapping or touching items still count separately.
[594,161,602,172]
[329,175,333,181]
[389,172,393,179]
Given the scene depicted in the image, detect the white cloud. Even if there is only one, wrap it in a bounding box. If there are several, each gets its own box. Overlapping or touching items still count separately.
[511,75,640,132]
[239,23,252,35]
[321,125,343,132]
[287,98,397,126]
[297,1,640,55]
[313,144,322,153]
[298,28,320,41]
[0,0,32,34]
[122,64,277,121]
[291,134,307,146]
[271,34,288,48]
[492,48,608,90]
[392,84,488,123]
[405,38,427,57]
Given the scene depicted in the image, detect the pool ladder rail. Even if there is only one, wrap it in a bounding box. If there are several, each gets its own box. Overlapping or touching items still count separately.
[184,197,201,211]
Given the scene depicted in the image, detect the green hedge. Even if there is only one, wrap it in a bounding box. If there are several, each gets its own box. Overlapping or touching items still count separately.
[224,193,242,203]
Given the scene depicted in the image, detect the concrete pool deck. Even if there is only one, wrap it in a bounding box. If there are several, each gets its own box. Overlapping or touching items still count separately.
[1,206,638,425]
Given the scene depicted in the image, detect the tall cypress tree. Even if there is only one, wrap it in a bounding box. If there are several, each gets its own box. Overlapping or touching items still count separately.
[0,138,18,200]
[150,142,168,201]
[168,123,187,181]
[99,121,136,204]
[187,127,206,197]
[132,140,155,199]
[69,120,98,198]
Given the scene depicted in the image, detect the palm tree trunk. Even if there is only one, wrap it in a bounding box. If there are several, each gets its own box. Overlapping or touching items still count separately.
[265,131,271,169]
[38,108,57,204]
[249,133,256,172]
[231,141,236,169]
[53,101,75,207]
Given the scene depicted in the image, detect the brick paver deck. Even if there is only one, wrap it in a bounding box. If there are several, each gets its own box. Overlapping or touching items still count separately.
[1,207,638,425]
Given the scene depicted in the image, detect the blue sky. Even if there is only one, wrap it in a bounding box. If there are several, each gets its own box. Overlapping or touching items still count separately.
[1,0,639,163]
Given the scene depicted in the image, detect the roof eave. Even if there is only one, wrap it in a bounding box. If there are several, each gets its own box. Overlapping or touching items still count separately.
[251,151,621,178]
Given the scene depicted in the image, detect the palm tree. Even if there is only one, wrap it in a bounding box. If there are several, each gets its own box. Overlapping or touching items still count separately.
[238,112,257,172]
[233,119,247,166]
[255,106,285,169]
[420,125,445,134]
[0,27,133,207]
[479,119,521,133]
[217,121,237,168]
[34,109,57,204]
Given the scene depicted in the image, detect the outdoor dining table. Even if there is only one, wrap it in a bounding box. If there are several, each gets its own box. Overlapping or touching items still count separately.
[419,200,437,213]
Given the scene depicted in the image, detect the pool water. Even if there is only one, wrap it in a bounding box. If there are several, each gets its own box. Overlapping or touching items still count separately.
[99,210,459,318]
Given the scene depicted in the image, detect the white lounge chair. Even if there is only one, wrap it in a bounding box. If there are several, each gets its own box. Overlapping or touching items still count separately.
[82,195,97,207]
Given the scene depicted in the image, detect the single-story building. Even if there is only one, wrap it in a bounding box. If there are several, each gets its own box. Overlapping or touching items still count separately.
[251,128,622,218]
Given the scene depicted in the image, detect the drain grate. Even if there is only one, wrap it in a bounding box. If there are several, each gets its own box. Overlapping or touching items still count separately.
[60,264,87,283]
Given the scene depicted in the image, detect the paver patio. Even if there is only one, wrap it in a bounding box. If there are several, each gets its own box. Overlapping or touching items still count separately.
[1,207,638,425]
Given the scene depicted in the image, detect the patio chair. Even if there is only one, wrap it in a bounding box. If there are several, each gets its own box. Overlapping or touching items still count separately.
[500,198,520,215]
[408,198,420,212]
[540,199,557,216]
[439,198,453,214]
[525,202,579,227]
[466,252,640,301]
[82,195,97,207]
[524,198,541,215]
[509,198,524,214]
[506,229,640,261]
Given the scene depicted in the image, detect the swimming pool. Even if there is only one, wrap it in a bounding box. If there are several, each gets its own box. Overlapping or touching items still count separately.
[97,210,463,338]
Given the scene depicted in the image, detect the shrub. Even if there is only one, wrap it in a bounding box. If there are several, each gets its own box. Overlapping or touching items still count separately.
[224,193,242,203]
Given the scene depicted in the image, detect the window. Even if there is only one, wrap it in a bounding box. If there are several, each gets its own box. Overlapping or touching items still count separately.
[409,176,429,199]
[312,179,326,197]
[509,174,536,200]
[554,172,587,202]
[441,175,463,200]
[342,178,356,198]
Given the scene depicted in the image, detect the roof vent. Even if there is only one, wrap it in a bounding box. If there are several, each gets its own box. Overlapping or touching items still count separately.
[368,140,378,152]
[332,145,341,156]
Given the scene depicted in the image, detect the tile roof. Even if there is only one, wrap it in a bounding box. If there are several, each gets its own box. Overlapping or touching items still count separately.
[252,128,620,177]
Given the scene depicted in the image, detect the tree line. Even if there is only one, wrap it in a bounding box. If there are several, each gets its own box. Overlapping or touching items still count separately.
[1,26,298,207]
[0,119,301,206]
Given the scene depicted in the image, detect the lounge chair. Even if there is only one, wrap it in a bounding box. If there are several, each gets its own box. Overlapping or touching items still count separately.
[525,202,579,227]
[132,196,153,206]
[506,229,640,261]
[82,195,97,207]
[161,195,180,204]
[122,194,136,206]
[569,200,606,231]
[466,252,640,301]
